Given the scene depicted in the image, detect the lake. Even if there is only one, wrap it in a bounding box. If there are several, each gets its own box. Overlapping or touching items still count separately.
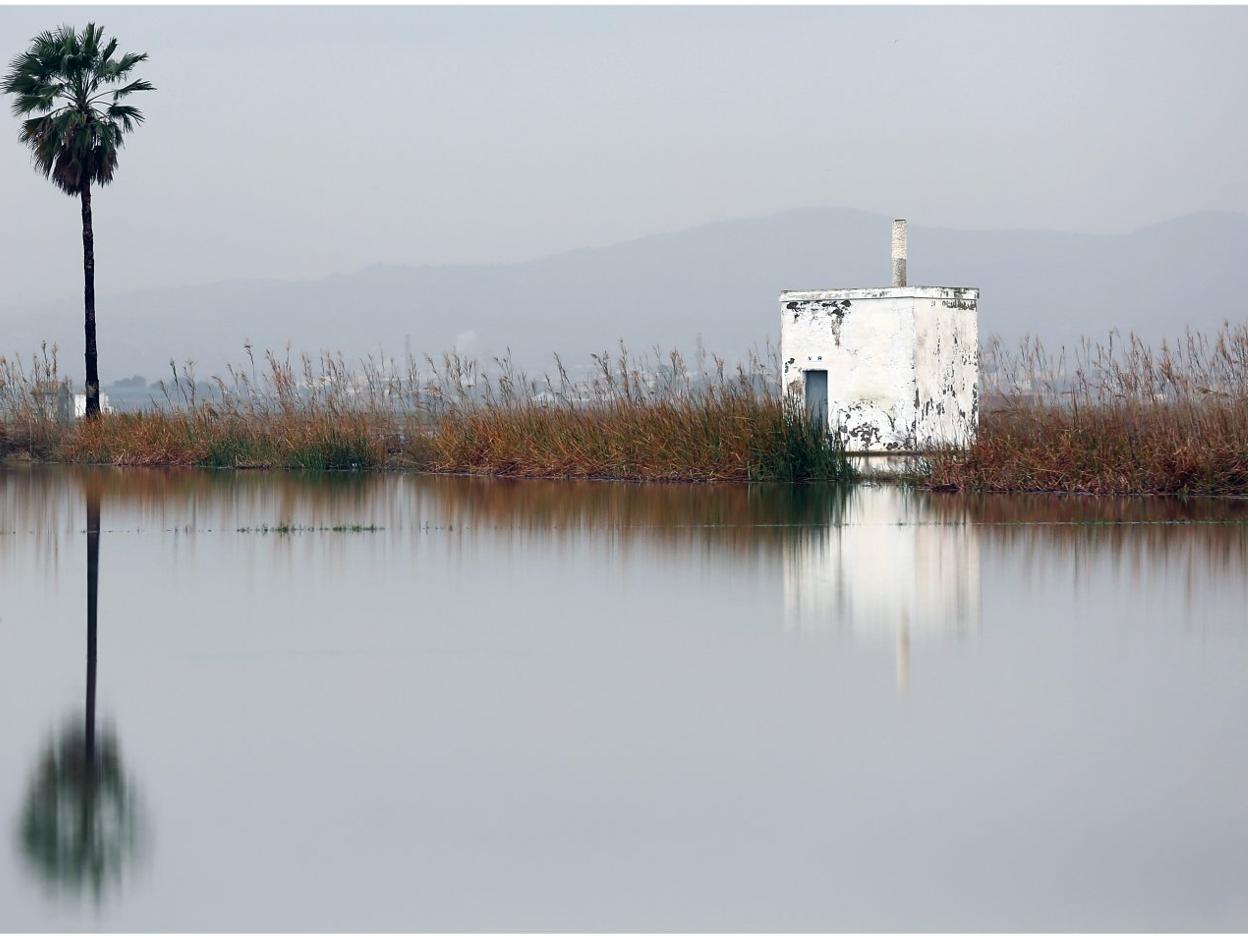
[2,466,1246,931]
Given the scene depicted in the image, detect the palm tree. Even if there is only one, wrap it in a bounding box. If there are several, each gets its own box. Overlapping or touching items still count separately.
[2,24,154,418]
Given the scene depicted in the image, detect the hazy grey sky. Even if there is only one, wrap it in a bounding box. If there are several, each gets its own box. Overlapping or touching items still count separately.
[2,5,1246,306]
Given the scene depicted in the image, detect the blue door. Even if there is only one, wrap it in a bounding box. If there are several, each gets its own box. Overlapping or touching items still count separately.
[805,370,828,429]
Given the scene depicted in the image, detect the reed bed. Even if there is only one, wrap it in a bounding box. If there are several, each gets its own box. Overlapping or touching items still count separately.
[11,325,1246,494]
[0,343,853,484]
[0,345,64,460]
[928,324,1248,496]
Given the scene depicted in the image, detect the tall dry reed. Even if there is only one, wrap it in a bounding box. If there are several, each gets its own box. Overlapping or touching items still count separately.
[929,324,1248,496]
[1,342,852,483]
[0,345,67,459]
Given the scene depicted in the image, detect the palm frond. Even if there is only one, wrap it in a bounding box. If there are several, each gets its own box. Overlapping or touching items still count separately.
[105,102,143,132]
[106,51,149,82]
[2,23,154,195]
[107,77,154,100]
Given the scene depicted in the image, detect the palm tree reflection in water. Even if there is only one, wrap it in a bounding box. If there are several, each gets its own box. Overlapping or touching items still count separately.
[18,477,146,901]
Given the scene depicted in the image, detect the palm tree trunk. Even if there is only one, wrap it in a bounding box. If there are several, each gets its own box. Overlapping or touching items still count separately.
[80,181,100,419]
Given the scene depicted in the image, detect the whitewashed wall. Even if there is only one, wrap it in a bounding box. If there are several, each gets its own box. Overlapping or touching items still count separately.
[914,292,979,448]
[779,287,978,451]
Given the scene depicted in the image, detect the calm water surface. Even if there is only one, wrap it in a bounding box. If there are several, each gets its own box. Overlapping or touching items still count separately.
[2,466,1247,931]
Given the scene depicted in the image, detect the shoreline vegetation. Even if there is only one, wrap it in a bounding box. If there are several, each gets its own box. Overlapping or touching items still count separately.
[3,325,1247,497]
[0,346,854,484]
[928,325,1248,497]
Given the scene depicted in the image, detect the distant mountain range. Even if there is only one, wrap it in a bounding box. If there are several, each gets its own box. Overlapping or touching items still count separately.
[4,206,1247,380]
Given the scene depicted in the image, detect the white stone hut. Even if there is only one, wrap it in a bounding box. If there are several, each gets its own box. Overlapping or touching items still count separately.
[779,220,979,452]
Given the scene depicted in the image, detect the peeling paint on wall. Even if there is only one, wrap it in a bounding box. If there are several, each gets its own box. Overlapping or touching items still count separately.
[779,286,979,452]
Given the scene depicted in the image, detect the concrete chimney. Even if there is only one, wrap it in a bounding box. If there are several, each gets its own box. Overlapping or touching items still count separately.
[891,218,907,287]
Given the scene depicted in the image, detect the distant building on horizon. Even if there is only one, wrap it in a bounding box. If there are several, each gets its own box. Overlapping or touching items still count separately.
[30,380,112,422]
[73,390,112,419]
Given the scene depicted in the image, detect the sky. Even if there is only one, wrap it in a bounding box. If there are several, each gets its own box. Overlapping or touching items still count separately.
[2,5,1247,307]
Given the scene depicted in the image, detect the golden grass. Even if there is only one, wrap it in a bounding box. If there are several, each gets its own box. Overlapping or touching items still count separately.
[0,344,851,483]
[928,325,1248,496]
[9,324,1248,495]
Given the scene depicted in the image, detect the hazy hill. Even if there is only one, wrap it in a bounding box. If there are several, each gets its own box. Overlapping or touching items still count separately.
[4,206,1246,380]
